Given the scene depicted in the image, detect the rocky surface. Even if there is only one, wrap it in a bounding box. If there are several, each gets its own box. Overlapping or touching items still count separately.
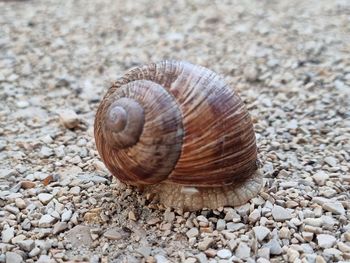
[0,0,350,262]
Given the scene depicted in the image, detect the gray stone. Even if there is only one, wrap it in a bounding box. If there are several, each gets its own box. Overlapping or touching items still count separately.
[37,255,53,263]
[305,254,317,263]
[301,244,314,254]
[14,198,26,209]
[317,234,336,249]
[186,228,199,238]
[65,225,92,248]
[1,227,14,243]
[35,239,52,251]
[257,258,270,263]
[224,208,240,221]
[324,156,337,167]
[279,227,291,239]
[338,242,350,253]
[226,223,245,231]
[323,248,342,260]
[11,234,26,244]
[28,247,41,257]
[40,146,54,157]
[253,226,270,242]
[344,231,350,242]
[195,252,208,263]
[58,109,80,129]
[17,240,34,251]
[69,186,81,195]
[103,227,130,240]
[217,249,232,259]
[38,214,56,227]
[312,171,329,186]
[304,218,323,227]
[264,239,283,255]
[164,210,175,223]
[90,255,100,263]
[257,247,270,259]
[312,197,328,205]
[61,209,73,222]
[77,174,108,184]
[154,254,168,263]
[322,202,345,215]
[216,219,226,231]
[38,193,54,205]
[4,205,19,215]
[286,119,298,129]
[236,242,251,259]
[244,65,259,82]
[198,237,214,251]
[52,222,68,234]
[287,248,299,262]
[248,209,261,223]
[136,246,152,258]
[21,219,31,230]
[235,203,250,217]
[302,232,314,242]
[0,169,16,179]
[321,215,337,227]
[271,205,292,221]
[5,252,22,263]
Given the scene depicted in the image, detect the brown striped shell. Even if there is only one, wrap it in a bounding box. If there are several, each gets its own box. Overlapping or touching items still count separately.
[94,60,263,211]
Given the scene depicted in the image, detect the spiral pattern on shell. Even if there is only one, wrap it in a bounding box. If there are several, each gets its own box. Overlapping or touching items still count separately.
[94,60,258,190]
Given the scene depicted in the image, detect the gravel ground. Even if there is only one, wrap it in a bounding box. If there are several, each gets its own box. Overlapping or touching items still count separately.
[1,0,350,262]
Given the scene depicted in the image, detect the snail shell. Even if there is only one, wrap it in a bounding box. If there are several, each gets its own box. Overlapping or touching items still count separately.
[94,60,263,211]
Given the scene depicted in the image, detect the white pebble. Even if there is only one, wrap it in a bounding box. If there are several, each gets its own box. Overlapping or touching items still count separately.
[186,228,199,238]
[253,226,270,242]
[38,193,54,205]
[271,205,292,221]
[317,234,336,249]
[322,201,345,215]
[217,249,232,259]
[59,109,80,129]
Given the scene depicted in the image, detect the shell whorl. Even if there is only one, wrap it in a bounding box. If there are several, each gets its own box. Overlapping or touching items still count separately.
[102,98,145,149]
[94,60,258,187]
[95,79,183,185]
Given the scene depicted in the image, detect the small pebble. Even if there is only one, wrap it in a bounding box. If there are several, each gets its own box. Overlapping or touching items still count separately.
[38,214,56,227]
[271,205,292,221]
[317,234,336,249]
[248,209,261,223]
[5,252,22,263]
[17,240,34,252]
[217,249,232,259]
[253,226,270,242]
[59,109,80,129]
[216,219,226,231]
[38,193,54,205]
[322,201,345,215]
[1,227,15,243]
[264,239,283,255]
[312,171,329,186]
[235,242,251,259]
[198,237,214,251]
[324,156,337,167]
[28,247,41,257]
[14,198,26,209]
[186,228,199,239]
[52,222,68,235]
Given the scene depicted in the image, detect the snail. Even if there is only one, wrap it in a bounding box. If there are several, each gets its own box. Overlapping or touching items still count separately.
[94,60,263,211]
